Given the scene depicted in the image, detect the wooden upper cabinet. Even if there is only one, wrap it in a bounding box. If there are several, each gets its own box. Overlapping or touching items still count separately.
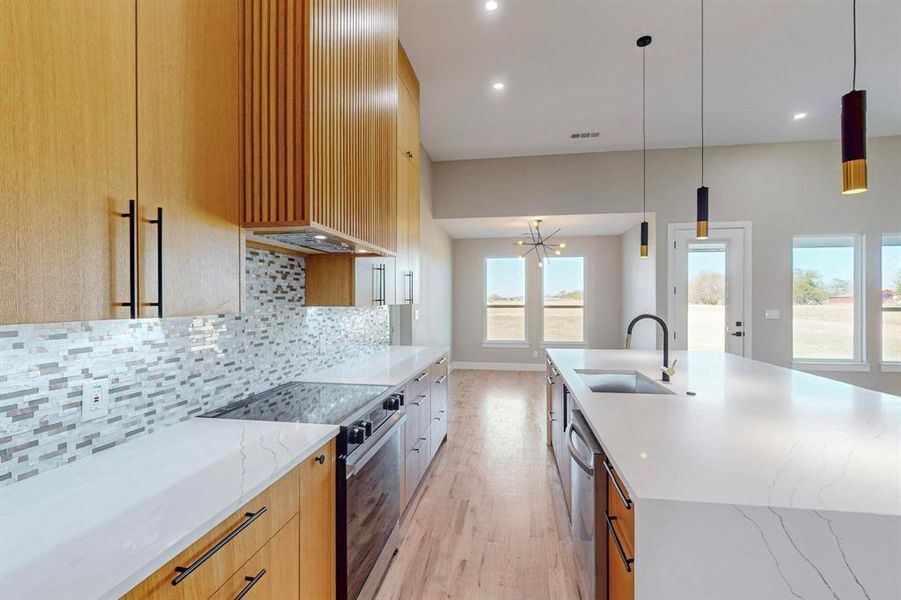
[243,0,399,254]
[0,0,137,325]
[137,0,242,318]
[397,42,420,171]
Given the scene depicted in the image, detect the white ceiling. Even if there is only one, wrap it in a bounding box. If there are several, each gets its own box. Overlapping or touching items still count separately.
[438,213,645,239]
[399,0,901,161]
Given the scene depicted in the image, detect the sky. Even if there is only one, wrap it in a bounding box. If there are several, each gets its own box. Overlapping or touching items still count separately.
[688,249,725,279]
[793,246,854,286]
[486,256,584,299]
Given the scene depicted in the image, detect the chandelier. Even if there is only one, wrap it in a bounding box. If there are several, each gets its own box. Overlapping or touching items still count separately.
[514,219,565,268]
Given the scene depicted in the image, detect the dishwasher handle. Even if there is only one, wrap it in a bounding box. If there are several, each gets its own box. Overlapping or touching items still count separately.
[565,421,595,476]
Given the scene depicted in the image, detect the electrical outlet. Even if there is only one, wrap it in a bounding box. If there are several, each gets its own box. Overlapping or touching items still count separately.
[765,309,781,320]
[81,379,110,421]
[532,350,538,358]
[414,309,420,320]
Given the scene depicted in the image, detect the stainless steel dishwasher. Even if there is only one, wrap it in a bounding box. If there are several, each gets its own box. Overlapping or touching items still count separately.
[566,409,607,600]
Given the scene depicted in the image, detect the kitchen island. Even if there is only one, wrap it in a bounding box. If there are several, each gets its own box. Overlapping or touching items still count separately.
[546,348,901,600]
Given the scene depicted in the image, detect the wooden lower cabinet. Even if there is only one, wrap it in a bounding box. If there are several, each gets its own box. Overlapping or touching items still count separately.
[125,440,335,600]
[210,516,299,600]
[298,440,336,600]
[607,470,635,600]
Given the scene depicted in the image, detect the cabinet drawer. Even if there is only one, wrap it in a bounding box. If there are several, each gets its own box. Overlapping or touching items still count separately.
[404,433,429,506]
[607,517,635,600]
[209,515,299,600]
[605,463,634,546]
[125,467,300,599]
[404,369,430,401]
[429,409,447,461]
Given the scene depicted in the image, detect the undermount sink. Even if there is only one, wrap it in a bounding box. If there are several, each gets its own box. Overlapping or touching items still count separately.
[575,369,674,395]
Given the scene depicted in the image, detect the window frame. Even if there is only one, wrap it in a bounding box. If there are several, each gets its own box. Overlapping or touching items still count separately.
[540,255,588,347]
[483,256,529,348]
[790,234,867,370]
[881,234,901,370]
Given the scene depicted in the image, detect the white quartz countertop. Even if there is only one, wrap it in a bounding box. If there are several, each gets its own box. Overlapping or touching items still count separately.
[547,349,901,517]
[299,345,449,387]
[0,418,338,600]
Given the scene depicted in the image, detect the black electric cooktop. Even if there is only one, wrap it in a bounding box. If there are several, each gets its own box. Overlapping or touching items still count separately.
[201,381,393,426]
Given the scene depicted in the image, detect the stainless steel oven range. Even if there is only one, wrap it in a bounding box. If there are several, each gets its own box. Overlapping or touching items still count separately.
[201,380,406,600]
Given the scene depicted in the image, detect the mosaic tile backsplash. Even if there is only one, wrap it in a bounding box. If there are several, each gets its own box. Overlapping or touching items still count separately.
[0,247,388,485]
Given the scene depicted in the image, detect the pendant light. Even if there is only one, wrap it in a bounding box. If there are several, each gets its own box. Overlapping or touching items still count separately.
[637,35,652,258]
[841,0,867,194]
[696,0,709,240]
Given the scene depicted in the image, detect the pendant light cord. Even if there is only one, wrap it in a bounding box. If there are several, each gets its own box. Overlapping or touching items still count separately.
[642,45,647,219]
[700,0,705,185]
[852,0,857,90]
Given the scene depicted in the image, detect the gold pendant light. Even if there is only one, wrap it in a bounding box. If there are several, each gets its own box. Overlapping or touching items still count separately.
[841,0,867,194]
[637,35,652,257]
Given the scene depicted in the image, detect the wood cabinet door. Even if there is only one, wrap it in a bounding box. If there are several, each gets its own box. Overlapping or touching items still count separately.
[395,150,410,302]
[298,440,336,600]
[397,81,419,170]
[0,0,136,325]
[137,0,241,318]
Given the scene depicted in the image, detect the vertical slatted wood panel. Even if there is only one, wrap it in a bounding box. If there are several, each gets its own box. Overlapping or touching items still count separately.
[305,0,397,251]
[242,0,304,226]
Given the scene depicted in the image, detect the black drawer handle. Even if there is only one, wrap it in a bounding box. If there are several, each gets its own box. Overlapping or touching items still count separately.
[234,568,267,600]
[604,512,634,573]
[604,461,633,510]
[436,375,447,385]
[172,507,267,585]
[314,454,325,464]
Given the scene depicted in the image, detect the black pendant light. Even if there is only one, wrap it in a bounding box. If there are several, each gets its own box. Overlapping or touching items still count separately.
[696,0,709,240]
[637,35,652,258]
[842,0,867,194]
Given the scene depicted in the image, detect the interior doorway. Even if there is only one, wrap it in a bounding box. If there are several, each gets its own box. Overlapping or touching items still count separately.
[668,223,752,357]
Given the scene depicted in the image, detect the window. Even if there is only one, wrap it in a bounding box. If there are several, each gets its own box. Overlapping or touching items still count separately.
[485,257,526,343]
[792,235,863,363]
[543,256,585,343]
[883,235,901,364]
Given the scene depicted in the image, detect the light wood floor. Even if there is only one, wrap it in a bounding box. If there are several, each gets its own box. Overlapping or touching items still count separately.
[376,370,581,600]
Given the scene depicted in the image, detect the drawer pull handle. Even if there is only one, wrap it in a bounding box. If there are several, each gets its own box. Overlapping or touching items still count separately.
[604,461,633,510]
[437,357,447,365]
[436,375,447,385]
[171,507,267,585]
[415,372,428,382]
[604,512,634,573]
[546,375,554,386]
[314,454,326,464]
[234,568,267,600]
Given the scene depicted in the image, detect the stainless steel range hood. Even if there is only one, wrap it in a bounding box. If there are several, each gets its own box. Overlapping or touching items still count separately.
[246,225,393,256]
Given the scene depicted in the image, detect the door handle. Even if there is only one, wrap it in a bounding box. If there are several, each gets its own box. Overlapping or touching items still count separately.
[145,207,163,318]
[731,331,744,337]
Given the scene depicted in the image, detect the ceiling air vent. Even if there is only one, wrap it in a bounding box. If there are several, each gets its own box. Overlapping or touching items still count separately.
[570,132,600,139]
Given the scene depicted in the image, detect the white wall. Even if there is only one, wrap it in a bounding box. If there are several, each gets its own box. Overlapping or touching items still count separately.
[435,136,901,394]
[413,146,453,349]
[621,218,657,350]
[452,235,623,366]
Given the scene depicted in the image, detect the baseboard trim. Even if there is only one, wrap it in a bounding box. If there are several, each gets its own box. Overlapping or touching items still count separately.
[452,361,545,372]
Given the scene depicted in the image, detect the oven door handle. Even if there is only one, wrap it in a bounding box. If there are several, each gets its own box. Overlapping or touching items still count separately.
[345,412,406,479]
[566,421,595,476]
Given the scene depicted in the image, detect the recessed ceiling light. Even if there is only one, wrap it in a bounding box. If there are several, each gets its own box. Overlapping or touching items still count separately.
[313,234,327,240]
[793,112,808,120]
[484,1,498,11]
[492,82,505,91]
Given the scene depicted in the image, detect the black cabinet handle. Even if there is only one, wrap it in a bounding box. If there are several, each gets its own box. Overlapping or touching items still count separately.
[604,461,633,510]
[145,207,163,318]
[314,454,325,464]
[234,568,267,600]
[171,507,267,585]
[604,512,634,573]
[116,199,137,319]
